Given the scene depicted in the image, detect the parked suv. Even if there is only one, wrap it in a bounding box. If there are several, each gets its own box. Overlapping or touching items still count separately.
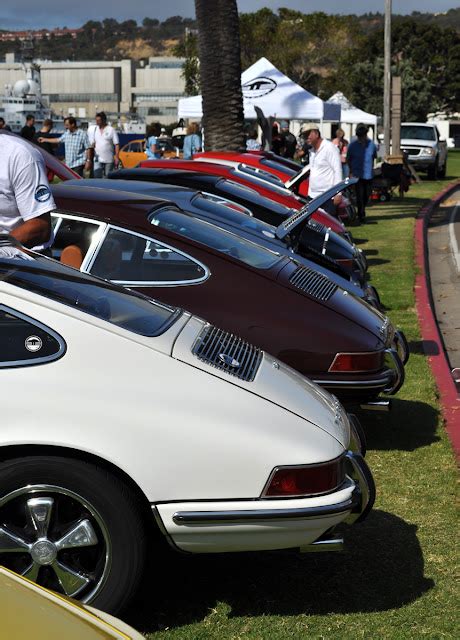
[400,122,448,179]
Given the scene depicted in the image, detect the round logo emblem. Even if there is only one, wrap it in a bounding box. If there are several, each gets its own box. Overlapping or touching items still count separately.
[218,353,241,368]
[35,184,51,203]
[31,540,57,565]
[25,335,43,352]
[242,76,277,99]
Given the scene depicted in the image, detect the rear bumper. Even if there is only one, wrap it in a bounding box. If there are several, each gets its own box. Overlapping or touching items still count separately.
[153,453,374,554]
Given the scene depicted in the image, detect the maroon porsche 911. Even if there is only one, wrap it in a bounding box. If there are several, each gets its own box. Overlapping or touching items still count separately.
[48,183,405,408]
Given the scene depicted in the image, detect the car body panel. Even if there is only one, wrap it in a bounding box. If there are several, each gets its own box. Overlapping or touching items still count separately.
[0,567,143,639]
[0,248,375,561]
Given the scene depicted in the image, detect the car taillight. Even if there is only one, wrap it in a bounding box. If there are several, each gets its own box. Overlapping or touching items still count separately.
[329,351,384,373]
[262,456,345,498]
[336,258,354,270]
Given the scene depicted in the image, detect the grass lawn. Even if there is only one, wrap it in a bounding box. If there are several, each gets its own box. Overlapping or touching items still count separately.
[125,151,460,640]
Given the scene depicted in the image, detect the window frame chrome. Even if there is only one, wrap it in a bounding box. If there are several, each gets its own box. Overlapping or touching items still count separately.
[86,224,211,288]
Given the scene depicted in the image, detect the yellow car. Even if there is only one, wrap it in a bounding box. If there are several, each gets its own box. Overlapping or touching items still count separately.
[119,138,181,168]
[0,566,144,639]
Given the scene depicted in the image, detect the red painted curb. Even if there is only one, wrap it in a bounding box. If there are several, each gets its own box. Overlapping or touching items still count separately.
[414,179,460,461]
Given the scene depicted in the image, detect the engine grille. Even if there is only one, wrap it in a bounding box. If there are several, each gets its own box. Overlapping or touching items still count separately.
[192,324,263,382]
[290,266,338,301]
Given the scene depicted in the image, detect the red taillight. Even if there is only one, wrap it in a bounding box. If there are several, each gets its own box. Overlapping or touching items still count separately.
[336,258,354,270]
[262,457,345,498]
[329,351,384,373]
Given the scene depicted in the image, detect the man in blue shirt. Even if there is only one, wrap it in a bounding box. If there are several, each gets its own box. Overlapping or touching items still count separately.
[347,123,377,223]
[42,117,92,176]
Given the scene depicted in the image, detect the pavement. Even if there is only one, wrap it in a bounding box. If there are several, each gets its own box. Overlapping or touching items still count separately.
[427,187,460,371]
[415,179,460,460]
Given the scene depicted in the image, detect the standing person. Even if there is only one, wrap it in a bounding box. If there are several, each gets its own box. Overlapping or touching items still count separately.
[0,117,11,131]
[304,128,342,214]
[33,119,55,155]
[20,115,36,141]
[41,117,92,176]
[347,123,377,223]
[246,129,261,151]
[0,131,55,251]
[182,122,202,160]
[145,123,162,160]
[332,127,349,178]
[88,112,119,178]
[279,121,297,159]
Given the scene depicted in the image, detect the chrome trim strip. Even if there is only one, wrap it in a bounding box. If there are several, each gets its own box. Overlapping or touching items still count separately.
[172,495,359,525]
[383,349,404,394]
[312,377,392,389]
[344,452,375,524]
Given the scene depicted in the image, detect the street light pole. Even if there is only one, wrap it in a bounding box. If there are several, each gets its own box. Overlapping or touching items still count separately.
[384,0,392,157]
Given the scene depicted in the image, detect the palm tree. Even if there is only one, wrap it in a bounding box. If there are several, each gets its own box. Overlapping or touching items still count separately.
[194,0,245,150]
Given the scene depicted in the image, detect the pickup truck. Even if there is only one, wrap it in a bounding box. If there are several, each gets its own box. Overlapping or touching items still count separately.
[400,122,448,179]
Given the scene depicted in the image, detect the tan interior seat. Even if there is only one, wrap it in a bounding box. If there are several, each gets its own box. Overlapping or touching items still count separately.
[60,245,84,269]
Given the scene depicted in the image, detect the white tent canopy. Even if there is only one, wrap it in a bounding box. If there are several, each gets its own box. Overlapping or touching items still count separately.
[178,57,341,121]
[327,91,377,126]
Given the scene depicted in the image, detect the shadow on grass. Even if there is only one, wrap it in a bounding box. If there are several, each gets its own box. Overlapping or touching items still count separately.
[124,509,433,632]
[409,339,440,356]
[365,257,391,267]
[357,398,440,451]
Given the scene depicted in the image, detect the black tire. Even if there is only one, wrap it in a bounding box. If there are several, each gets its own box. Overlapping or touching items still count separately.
[0,456,147,614]
[427,160,438,180]
[438,160,447,179]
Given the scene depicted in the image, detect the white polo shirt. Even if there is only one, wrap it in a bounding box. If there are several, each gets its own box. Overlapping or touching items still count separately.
[89,125,119,163]
[0,133,55,250]
[308,138,342,198]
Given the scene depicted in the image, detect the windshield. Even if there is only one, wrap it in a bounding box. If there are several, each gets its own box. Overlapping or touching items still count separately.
[401,126,436,141]
[219,179,294,217]
[149,208,281,269]
[0,252,180,337]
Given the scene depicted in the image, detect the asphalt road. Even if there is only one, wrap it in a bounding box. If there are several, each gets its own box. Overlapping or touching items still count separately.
[427,187,460,372]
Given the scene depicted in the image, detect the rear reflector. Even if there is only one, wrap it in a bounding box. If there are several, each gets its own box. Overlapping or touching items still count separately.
[329,351,384,373]
[262,456,345,498]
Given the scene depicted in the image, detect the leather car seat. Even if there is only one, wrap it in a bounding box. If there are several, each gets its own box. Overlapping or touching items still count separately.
[60,245,84,269]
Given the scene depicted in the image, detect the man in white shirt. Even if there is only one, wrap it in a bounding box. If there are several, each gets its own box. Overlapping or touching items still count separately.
[89,112,119,178]
[0,131,55,251]
[305,128,342,214]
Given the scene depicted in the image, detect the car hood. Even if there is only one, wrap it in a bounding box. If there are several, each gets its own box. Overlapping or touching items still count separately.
[400,138,437,148]
[275,178,358,241]
[171,315,350,448]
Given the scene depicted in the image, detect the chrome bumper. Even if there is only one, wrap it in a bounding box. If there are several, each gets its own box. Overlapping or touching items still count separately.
[171,452,374,527]
[392,329,410,364]
[383,348,405,394]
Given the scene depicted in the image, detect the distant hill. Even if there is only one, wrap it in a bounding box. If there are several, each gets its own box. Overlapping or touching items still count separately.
[1,9,458,62]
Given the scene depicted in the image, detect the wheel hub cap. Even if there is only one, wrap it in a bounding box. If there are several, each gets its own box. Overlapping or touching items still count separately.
[31,539,57,565]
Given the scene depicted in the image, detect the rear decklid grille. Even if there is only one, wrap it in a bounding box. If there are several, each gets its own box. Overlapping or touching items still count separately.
[307,219,326,234]
[192,324,262,381]
[290,266,338,301]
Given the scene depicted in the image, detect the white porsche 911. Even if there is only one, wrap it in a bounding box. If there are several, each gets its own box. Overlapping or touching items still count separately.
[0,238,374,613]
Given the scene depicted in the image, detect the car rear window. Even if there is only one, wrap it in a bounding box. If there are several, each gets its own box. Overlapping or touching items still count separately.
[219,179,295,218]
[259,158,297,177]
[149,208,282,269]
[0,253,180,337]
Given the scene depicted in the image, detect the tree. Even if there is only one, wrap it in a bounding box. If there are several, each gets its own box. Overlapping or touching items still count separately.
[173,31,200,96]
[194,0,244,150]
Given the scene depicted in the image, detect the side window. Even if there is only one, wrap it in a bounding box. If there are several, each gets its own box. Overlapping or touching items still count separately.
[89,227,207,285]
[0,306,66,368]
[52,216,102,267]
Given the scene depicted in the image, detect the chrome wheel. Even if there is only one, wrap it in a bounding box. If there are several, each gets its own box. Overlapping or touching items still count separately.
[0,485,111,602]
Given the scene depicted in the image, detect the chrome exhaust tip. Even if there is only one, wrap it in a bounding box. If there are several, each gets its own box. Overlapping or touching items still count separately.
[359,399,391,412]
[300,535,344,553]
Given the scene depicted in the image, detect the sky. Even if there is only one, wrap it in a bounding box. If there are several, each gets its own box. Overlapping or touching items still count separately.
[1,1,459,30]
